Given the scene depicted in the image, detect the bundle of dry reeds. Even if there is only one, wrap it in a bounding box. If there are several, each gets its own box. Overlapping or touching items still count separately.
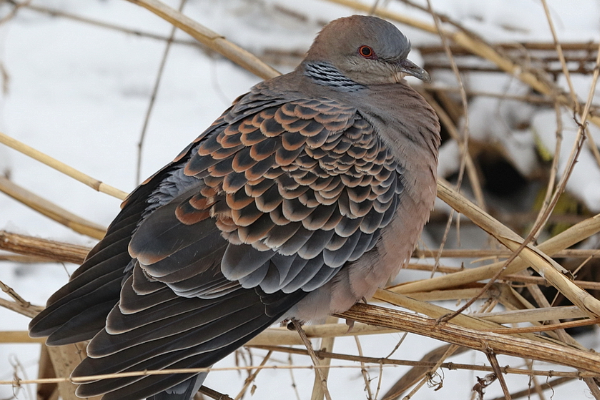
[1,0,600,399]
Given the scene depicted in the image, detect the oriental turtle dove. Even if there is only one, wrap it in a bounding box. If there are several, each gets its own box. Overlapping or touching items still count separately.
[30,15,440,400]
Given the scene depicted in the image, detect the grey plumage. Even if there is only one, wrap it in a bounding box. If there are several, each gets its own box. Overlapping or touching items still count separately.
[29,15,440,400]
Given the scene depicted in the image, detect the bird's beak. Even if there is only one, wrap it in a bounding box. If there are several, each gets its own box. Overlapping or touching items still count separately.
[396,58,430,83]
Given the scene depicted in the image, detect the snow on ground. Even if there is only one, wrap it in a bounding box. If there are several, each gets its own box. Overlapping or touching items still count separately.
[0,0,599,399]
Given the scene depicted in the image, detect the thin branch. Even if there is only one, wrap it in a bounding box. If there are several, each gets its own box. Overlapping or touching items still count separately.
[13,2,201,48]
[0,130,128,200]
[233,350,272,400]
[125,0,280,80]
[251,344,599,379]
[0,176,106,239]
[291,320,332,400]
[337,302,600,374]
[486,348,512,400]
[136,0,187,185]
[0,230,89,264]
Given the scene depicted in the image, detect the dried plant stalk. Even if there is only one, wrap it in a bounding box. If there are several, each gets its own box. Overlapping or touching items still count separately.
[126,0,280,80]
[0,131,128,200]
[0,297,42,318]
[373,289,560,345]
[337,303,600,373]
[471,306,588,323]
[397,209,600,295]
[0,330,44,344]
[250,344,599,379]
[4,325,394,347]
[435,180,600,318]
[0,176,106,239]
[413,248,600,259]
[0,231,89,264]
[21,3,200,48]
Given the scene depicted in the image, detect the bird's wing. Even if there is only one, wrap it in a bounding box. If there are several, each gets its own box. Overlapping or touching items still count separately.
[27,112,233,343]
[32,88,404,400]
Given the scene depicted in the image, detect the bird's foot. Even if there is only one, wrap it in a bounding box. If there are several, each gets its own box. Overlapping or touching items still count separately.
[345,318,356,332]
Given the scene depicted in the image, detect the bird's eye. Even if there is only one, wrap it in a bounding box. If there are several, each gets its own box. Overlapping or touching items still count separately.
[358,45,376,59]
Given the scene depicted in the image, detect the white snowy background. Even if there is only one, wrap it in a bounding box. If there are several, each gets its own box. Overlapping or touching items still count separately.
[0,0,599,399]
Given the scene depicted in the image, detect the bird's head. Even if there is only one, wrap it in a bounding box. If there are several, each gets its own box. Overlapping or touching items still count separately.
[304,15,429,85]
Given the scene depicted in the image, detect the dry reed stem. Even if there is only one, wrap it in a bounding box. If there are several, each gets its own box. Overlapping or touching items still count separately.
[514,269,600,292]
[486,348,512,400]
[0,253,51,263]
[0,362,584,388]
[373,289,558,346]
[3,322,395,346]
[250,344,599,379]
[0,176,106,239]
[198,386,233,400]
[397,206,600,294]
[488,318,600,334]
[126,0,280,80]
[401,344,459,399]
[337,303,600,373]
[405,287,497,302]
[423,0,481,218]
[353,336,374,400]
[406,266,600,291]
[310,316,338,400]
[436,179,600,318]
[523,360,546,400]
[233,350,272,400]
[0,331,44,344]
[136,0,186,185]
[420,91,485,208]
[0,278,29,306]
[0,297,42,318]
[420,41,600,53]
[0,277,43,318]
[292,320,333,400]
[522,268,575,344]
[443,45,595,318]
[18,3,200,48]
[381,344,469,400]
[1,302,588,346]
[325,0,600,129]
[471,306,587,324]
[2,354,598,387]
[0,131,128,200]
[413,248,600,259]
[540,0,600,169]
[45,343,101,400]
[585,379,600,400]
[488,377,574,400]
[0,231,90,264]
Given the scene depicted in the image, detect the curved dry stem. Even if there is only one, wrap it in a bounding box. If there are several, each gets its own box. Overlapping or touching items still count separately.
[0,131,128,200]
[125,0,280,80]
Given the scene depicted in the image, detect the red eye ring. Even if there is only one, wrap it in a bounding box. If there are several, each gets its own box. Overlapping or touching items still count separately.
[358,45,376,59]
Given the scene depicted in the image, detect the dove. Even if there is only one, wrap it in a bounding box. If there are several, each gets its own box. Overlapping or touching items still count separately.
[29,15,440,400]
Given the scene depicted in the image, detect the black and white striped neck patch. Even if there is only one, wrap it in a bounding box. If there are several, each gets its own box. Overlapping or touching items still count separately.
[304,62,365,92]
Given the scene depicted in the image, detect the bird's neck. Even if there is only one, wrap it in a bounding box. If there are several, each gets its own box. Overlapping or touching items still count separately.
[302,61,366,92]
